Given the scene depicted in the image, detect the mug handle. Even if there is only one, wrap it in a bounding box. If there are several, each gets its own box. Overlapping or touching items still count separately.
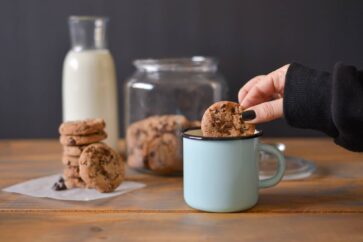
[258,143,286,189]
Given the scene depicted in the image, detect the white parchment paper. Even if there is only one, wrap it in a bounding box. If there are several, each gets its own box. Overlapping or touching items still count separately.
[2,174,146,201]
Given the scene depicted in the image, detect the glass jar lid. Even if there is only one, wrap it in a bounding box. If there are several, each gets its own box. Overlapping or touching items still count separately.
[133,56,218,72]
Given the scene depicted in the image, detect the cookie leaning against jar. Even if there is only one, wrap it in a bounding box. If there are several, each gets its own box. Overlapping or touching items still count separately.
[201,101,255,137]
[79,143,125,193]
[126,115,200,174]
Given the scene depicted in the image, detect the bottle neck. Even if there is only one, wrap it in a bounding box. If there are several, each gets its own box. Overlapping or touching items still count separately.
[69,16,109,51]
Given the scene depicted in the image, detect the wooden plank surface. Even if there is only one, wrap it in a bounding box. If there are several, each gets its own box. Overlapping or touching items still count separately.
[1,163,363,213]
[0,139,363,213]
[1,212,363,242]
[1,139,363,242]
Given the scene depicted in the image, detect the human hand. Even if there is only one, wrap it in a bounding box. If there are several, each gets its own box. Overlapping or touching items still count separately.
[238,64,290,124]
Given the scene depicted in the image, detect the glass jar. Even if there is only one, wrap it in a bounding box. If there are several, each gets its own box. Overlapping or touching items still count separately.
[124,57,227,175]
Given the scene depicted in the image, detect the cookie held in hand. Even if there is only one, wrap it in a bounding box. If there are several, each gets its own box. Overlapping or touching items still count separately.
[79,143,125,193]
[201,101,255,137]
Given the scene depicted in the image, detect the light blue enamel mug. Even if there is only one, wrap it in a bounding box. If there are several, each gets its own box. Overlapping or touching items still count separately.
[182,128,285,212]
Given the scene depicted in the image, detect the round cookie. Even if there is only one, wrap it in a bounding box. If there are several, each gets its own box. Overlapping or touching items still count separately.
[126,114,190,149]
[59,118,105,136]
[201,101,255,137]
[63,145,88,157]
[63,165,80,178]
[126,121,150,154]
[79,143,125,193]
[127,148,148,169]
[146,133,182,173]
[59,131,107,146]
[62,155,79,166]
[149,115,190,133]
[126,114,195,173]
[64,177,86,189]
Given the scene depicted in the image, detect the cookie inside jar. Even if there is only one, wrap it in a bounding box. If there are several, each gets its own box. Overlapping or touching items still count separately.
[124,57,228,175]
[126,115,200,175]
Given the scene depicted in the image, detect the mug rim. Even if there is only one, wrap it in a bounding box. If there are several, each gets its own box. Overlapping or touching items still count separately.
[182,127,263,141]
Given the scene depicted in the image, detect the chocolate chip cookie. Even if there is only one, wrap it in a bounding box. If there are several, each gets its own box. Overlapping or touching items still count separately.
[64,177,86,189]
[59,118,106,136]
[63,165,80,178]
[146,133,182,174]
[63,145,88,157]
[126,115,192,173]
[79,143,125,193]
[201,101,255,137]
[59,131,107,146]
[62,155,79,166]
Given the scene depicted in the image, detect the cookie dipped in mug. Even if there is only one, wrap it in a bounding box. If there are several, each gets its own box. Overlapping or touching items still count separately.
[201,101,255,137]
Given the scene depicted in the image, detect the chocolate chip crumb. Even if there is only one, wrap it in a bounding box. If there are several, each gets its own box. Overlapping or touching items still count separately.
[52,177,67,191]
[90,226,103,232]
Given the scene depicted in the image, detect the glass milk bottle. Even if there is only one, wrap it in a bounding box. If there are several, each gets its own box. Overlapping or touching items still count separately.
[62,16,119,150]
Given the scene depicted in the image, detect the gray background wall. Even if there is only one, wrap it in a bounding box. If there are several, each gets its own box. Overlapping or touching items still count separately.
[1,0,363,138]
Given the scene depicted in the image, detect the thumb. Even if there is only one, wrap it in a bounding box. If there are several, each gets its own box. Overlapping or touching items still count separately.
[241,99,283,124]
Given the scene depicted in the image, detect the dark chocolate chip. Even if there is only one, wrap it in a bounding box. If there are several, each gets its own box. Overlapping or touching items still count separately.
[224,123,232,129]
[68,138,76,146]
[100,169,108,177]
[103,149,111,157]
[52,177,67,191]
[90,226,103,232]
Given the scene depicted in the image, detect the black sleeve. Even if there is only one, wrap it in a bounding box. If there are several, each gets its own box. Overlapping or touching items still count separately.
[283,62,363,152]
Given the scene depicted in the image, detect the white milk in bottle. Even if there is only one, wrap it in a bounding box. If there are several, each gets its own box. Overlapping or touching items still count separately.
[62,16,119,150]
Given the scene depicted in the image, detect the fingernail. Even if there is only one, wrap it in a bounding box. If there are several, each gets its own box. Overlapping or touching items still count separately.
[241,110,256,121]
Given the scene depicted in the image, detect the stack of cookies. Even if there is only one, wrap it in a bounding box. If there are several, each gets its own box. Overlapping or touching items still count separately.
[59,119,107,189]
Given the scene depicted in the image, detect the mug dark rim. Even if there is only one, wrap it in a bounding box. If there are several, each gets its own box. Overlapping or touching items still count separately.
[182,127,263,141]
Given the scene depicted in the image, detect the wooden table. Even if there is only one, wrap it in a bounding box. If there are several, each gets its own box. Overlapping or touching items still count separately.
[0,138,363,242]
